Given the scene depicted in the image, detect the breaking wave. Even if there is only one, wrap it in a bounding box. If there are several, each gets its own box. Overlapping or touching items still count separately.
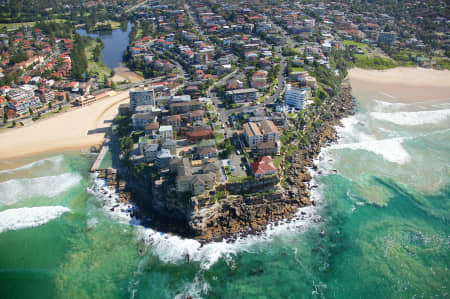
[89,175,323,271]
[370,109,450,126]
[0,173,81,206]
[0,206,70,233]
[331,138,411,165]
[0,155,64,174]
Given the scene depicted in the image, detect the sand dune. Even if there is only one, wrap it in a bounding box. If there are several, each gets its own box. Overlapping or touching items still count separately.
[0,91,129,160]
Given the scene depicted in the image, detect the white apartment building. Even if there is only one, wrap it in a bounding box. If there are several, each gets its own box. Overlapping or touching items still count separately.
[129,87,155,112]
[284,84,306,110]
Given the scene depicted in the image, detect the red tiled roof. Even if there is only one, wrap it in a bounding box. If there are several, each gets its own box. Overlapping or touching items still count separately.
[186,130,212,137]
[251,159,276,175]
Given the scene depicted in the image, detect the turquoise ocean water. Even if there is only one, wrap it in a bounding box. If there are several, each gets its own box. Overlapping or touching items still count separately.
[0,87,449,298]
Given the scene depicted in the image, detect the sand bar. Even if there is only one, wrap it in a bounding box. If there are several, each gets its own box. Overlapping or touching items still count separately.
[0,91,129,160]
[349,67,450,102]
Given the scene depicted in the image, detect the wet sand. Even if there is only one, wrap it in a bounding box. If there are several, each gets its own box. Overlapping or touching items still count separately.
[349,67,450,103]
[0,91,129,160]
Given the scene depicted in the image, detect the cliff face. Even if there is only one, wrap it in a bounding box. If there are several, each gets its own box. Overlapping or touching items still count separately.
[184,80,355,242]
[188,191,307,241]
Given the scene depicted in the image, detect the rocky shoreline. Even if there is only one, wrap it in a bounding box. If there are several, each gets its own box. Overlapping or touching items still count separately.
[92,79,354,243]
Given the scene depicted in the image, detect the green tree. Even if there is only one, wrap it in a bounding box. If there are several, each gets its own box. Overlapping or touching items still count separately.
[119,136,133,157]
[70,34,88,80]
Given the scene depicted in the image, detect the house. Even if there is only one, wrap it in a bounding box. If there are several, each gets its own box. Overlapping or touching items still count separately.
[227,88,258,103]
[163,114,181,131]
[251,156,277,178]
[186,129,213,142]
[143,144,159,163]
[251,70,268,89]
[243,122,263,149]
[144,121,159,137]
[188,110,204,122]
[0,85,11,95]
[174,158,218,195]
[156,149,173,169]
[377,31,397,45]
[260,120,280,142]
[159,125,173,140]
[255,141,279,156]
[132,113,157,130]
[162,139,177,155]
[197,146,217,159]
[169,100,202,114]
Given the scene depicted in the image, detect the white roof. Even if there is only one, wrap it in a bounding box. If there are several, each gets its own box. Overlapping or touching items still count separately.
[159,125,173,132]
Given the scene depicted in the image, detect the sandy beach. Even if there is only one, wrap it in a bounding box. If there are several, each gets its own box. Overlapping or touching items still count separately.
[348,67,450,102]
[0,91,129,161]
[112,65,143,83]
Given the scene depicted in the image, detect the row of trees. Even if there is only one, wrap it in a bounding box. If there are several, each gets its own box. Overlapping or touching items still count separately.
[93,38,104,63]
[70,34,88,80]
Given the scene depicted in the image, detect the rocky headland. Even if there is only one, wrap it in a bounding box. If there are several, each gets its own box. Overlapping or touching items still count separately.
[93,79,354,242]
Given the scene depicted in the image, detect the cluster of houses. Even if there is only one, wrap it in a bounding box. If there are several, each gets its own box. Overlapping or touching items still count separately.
[0,27,93,118]
[120,83,285,197]
[119,86,222,196]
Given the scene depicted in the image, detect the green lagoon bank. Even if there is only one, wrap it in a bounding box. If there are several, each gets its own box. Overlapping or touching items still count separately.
[0,70,449,298]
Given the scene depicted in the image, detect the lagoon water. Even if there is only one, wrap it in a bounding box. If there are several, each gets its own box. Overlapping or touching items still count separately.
[0,86,449,298]
[76,23,132,70]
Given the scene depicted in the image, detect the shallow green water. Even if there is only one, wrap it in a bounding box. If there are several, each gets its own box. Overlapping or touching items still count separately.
[0,91,449,298]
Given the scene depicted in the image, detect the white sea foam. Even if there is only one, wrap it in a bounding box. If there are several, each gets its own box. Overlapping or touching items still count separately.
[174,274,210,299]
[0,155,64,174]
[373,99,409,112]
[370,109,450,126]
[336,115,373,143]
[0,206,70,233]
[89,174,323,271]
[331,137,411,165]
[0,173,81,206]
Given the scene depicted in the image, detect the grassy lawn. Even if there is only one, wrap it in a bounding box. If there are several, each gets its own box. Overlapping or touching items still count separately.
[35,105,70,120]
[94,21,121,30]
[0,22,35,30]
[291,66,305,72]
[85,39,111,81]
[214,132,225,142]
[344,40,369,54]
[433,57,450,70]
[273,156,282,168]
[0,19,65,30]
[227,174,251,183]
[354,54,397,70]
